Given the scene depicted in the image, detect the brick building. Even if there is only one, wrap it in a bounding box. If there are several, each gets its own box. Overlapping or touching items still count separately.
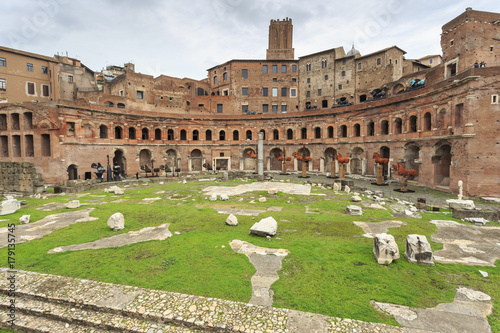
[0,8,499,198]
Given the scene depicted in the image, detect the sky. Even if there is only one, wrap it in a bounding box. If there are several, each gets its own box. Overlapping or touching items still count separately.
[1,0,499,80]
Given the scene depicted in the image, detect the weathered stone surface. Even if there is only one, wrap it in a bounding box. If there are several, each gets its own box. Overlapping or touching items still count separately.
[114,187,124,195]
[225,214,238,226]
[404,234,434,266]
[464,217,489,226]
[19,215,30,224]
[373,233,400,264]
[250,216,277,237]
[107,213,124,231]
[258,197,267,203]
[446,199,476,210]
[209,193,217,201]
[353,220,406,238]
[333,182,341,192]
[344,185,351,194]
[65,200,81,209]
[219,194,229,201]
[0,198,21,216]
[351,195,362,202]
[345,205,363,216]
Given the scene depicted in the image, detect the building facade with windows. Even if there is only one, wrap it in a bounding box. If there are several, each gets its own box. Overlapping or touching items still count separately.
[0,8,499,198]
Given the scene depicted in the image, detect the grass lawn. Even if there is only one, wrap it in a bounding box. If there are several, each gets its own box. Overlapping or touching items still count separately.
[1,178,499,330]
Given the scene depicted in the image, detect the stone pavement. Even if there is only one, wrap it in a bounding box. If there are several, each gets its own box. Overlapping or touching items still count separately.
[203,182,311,196]
[353,220,406,238]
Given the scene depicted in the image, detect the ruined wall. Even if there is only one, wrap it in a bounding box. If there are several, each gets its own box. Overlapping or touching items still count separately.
[0,162,45,195]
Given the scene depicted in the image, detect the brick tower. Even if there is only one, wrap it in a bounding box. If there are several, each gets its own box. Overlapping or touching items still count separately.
[266,18,294,60]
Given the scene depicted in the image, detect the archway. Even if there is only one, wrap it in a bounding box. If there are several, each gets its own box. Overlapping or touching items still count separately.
[243,148,256,170]
[139,149,152,171]
[270,148,282,171]
[380,146,390,176]
[324,147,337,172]
[433,142,451,187]
[404,142,420,180]
[190,149,203,171]
[351,147,364,175]
[113,149,126,177]
[165,149,177,171]
[67,164,78,180]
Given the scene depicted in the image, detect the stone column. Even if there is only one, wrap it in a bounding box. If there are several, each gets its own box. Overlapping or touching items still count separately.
[258,132,264,176]
[266,156,271,171]
[320,157,325,173]
[187,158,192,172]
[239,157,244,171]
[362,158,367,175]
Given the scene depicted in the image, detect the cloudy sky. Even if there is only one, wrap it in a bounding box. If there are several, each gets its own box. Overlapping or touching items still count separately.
[1,0,499,80]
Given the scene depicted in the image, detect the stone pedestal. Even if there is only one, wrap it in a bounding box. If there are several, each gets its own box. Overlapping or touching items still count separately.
[339,163,346,179]
[373,233,400,265]
[376,164,384,185]
[404,234,434,266]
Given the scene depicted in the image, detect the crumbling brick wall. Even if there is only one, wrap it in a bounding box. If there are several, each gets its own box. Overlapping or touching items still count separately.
[0,162,45,196]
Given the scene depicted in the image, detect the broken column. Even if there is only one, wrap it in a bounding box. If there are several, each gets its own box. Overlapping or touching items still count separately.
[373,233,400,264]
[404,234,434,266]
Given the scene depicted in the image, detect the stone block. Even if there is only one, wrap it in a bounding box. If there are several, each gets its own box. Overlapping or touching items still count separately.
[19,215,30,224]
[220,194,229,201]
[65,200,81,209]
[345,205,363,216]
[446,199,475,210]
[225,214,238,226]
[373,233,400,265]
[107,212,125,231]
[0,198,21,216]
[404,234,434,266]
[250,216,277,237]
[351,195,362,202]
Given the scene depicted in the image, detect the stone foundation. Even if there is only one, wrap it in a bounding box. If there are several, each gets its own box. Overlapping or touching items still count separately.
[0,162,45,196]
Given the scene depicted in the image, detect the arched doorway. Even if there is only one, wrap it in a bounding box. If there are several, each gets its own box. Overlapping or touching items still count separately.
[165,149,177,171]
[351,147,364,175]
[380,146,390,176]
[191,149,203,171]
[113,149,126,177]
[433,142,452,187]
[270,148,282,171]
[324,147,337,172]
[139,149,152,171]
[67,164,78,180]
[404,142,420,180]
[243,148,256,170]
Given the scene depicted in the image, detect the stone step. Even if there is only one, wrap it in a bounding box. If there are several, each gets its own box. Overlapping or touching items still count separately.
[0,293,197,332]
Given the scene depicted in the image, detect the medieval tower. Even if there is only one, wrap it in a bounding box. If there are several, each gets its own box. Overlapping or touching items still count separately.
[266,18,294,60]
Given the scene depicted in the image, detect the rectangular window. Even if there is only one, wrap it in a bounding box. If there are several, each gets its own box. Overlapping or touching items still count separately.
[0,58,6,67]
[281,87,287,97]
[262,104,269,113]
[0,79,5,91]
[306,91,310,98]
[25,135,34,157]
[217,104,223,113]
[41,134,51,156]
[242,105,249,113]
[242,87,248,96]
[272,88,278,97]
[290,88,297,97]
[281,104,287,113]
[272,105,278,113]
[120,90,124,96]
[137,90,144,99]
[272,65,277,73]
[214,76,218,84]
[263,88,268,97]
[338,84,343,90]
[242,69,248,78]
[318,89,322,96]
[342,59,346,65]
[0,136,8,157]
[27,82,35,95]
[27,63,33,72]
[42,84,50,97]
[42,66,48,74]
[262,65,268,73]
[68,75,73,82]
[223,72,228,81]
[281,65,287,73]
[292,65,297,73]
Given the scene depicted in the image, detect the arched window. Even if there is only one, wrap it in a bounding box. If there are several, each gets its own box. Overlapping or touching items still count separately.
[340,125,347,137]
[314,127,321,139]
[193,130,199,141]
[167,129,174,140]
[219,130,226,141]
[114,126,122,139]
[273,129,279,140]
[327,126,334,138]
[105,101,114,107]
[99,125,108,139]
[233,130,239,141]
[394,118,402,134]
[354,123,361,137]
[129,127,136,139]
[367,121,374,136]
[259,129,265,140]
[206,129,212,141]
[180,129,187,140]
[117,103,125,109]
[301,128,307,139]
[155,128,162,140]
[142,128,149,140]
[246,130,252,140]
[409,115,418,132]
[424,112,432,131]
[287,128,293,140]
[381,120,389,135]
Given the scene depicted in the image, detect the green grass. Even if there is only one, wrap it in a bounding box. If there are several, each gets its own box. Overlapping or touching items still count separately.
[1,179,499,329]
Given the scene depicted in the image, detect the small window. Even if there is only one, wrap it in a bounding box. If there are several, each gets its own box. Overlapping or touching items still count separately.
[338,84,343,90]
[217,104,223,113]
[167,129,174,140]
[492,95,498,104]
[119,90,124,96]
[307,78,310,83]
[219,130,225,141]
[42,66,48,74]
[290,88,297,97]
[242,105,248,113]
[358,63,362,70]
[68,75,73,82]
[272,65,277,73]
[263,104,269,113]
[42,84,50,97]
[27,82,35,95]
[0,58,6,67]
[129,127,137,139]
[281,65,287,73]
[287,128,293,140]
[272,88,278,97]
[263,65,268,73]
[27,63,33,72]
[306,91,310,98]
[223,72,228,81]
[273,78,277,82]
[180,130,186,140]
[292,65,297,73]
[272,105,278,113]
[242,69,248,78]
[233,130,239,140]
[137,90,144,99]
[301,128,307,139]
[214,76,218,84]
[281,87,287,97]
[193,130,199,141]
[324,75,328,80]
[322,59,327,68]
[0,78,5,91]
[318,89,322,96]
[377,58,381,65]
[342,60,346,65]
[117,103,125,108]
[242,87,248,96]
[246,130,252,140]
[306,63,311,71]
[281,104,287,113]
[450,40,454,46]
[341,71,346,77]
[429,59,433,64]
[263,87,268,97]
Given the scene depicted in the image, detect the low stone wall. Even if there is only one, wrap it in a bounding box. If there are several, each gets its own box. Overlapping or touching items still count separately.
[0,269,403,332]
[0,162,45,196]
